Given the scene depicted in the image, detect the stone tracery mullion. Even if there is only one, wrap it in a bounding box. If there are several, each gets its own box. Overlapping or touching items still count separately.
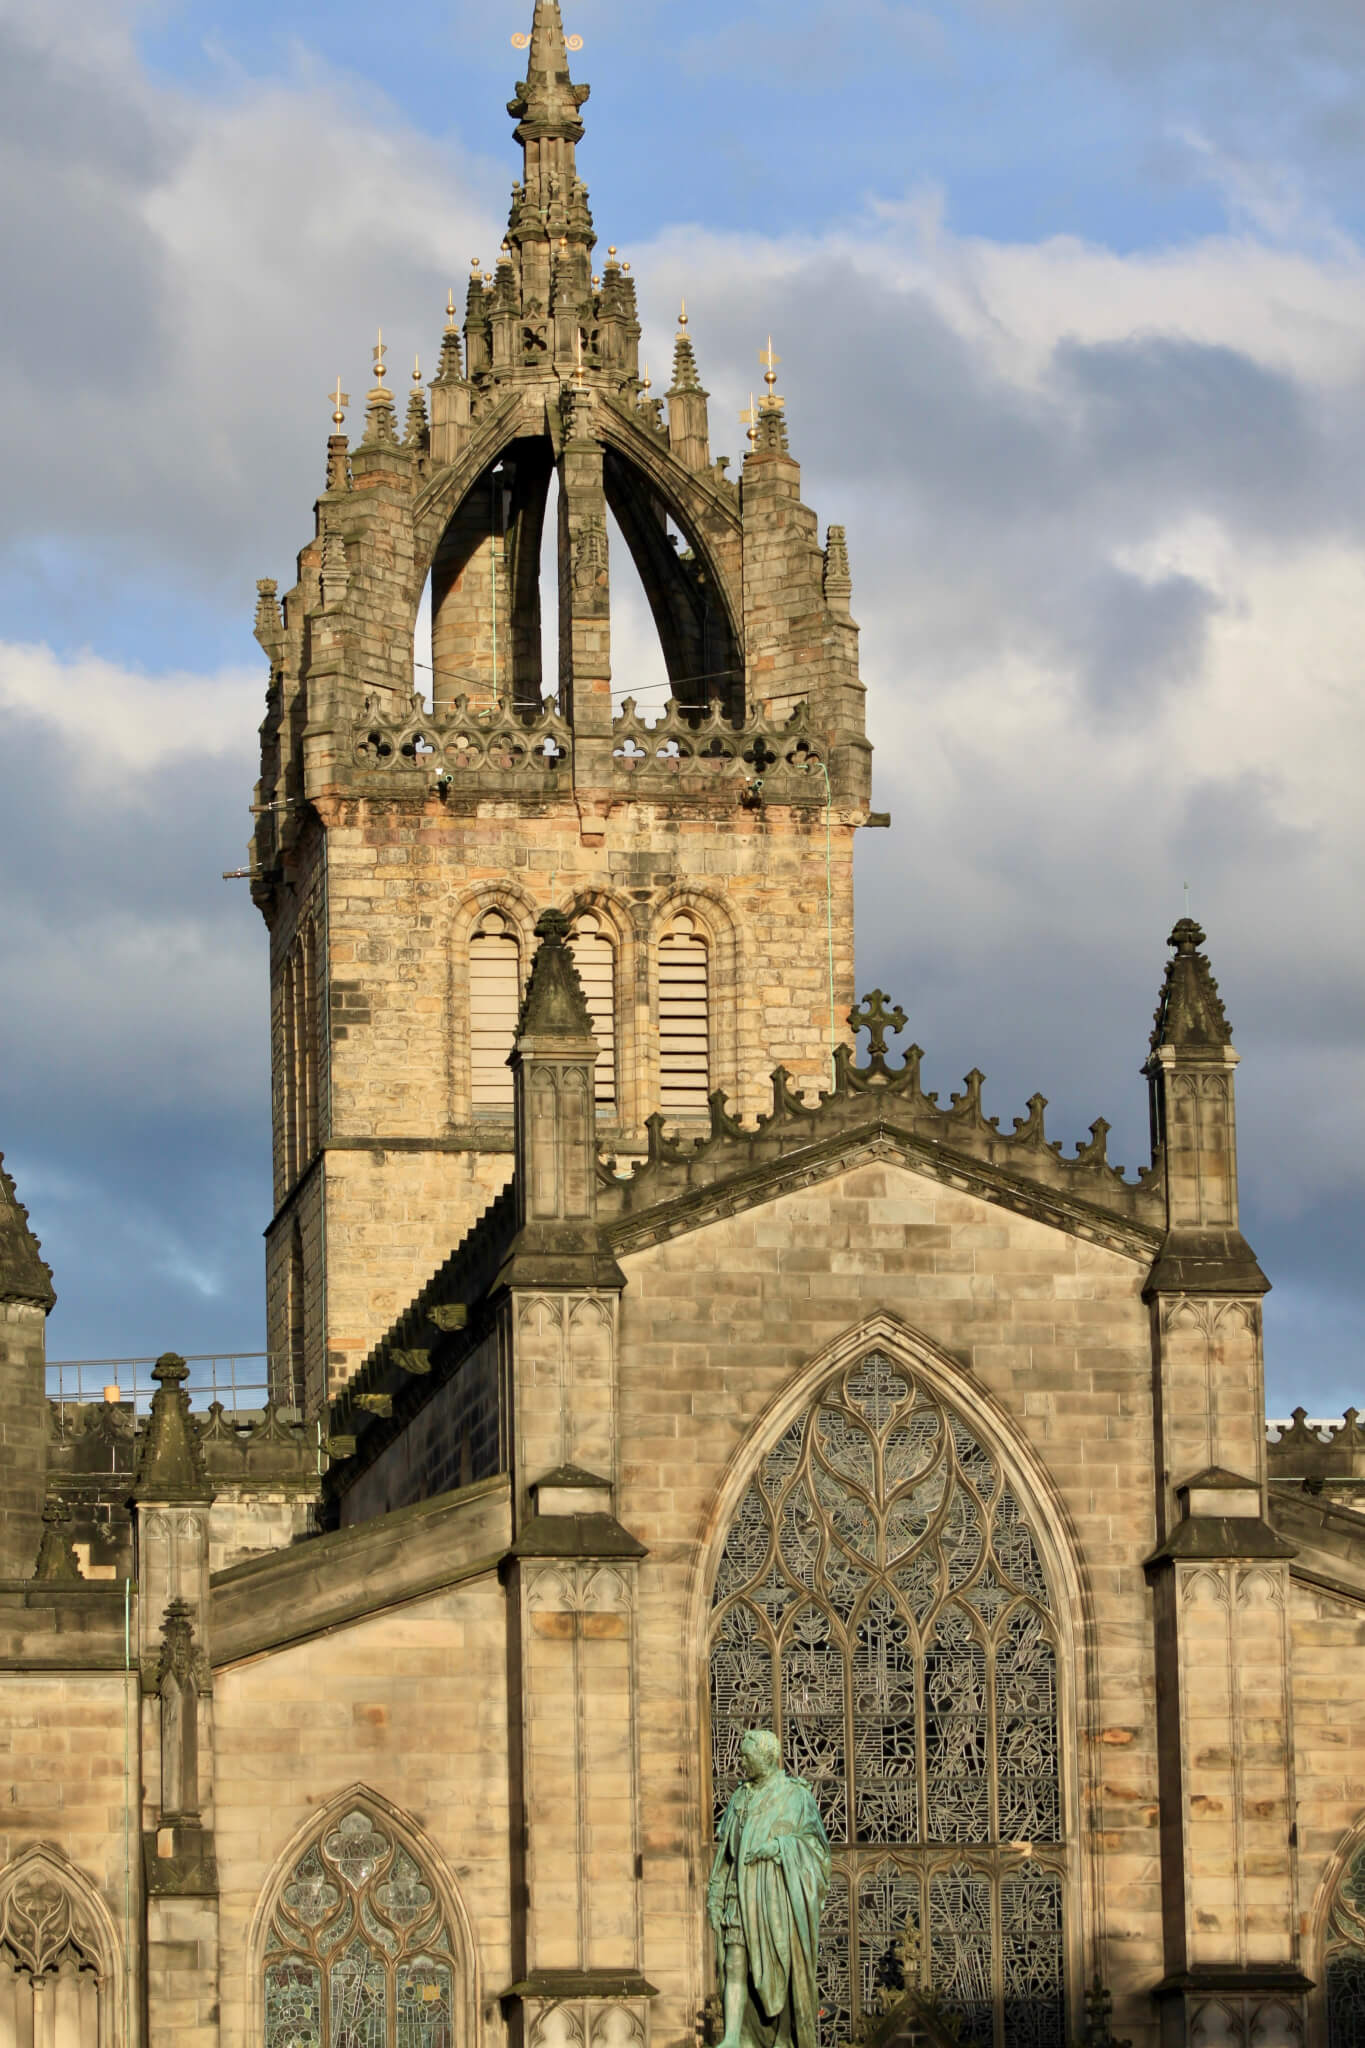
[708,1352,1066,2047]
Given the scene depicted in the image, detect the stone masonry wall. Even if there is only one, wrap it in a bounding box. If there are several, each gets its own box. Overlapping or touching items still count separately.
[0,1301,47,1578]
[303,790,856,1387]
[213,1573,511,2048]
[1287,1578,1365,2039]
[610,1156,1163,2048]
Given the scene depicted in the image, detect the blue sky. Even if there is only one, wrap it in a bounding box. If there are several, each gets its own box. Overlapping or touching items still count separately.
[1,0,1362,1412]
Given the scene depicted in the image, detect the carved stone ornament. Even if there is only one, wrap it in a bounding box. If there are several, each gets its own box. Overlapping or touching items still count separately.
[0,1852,103,1977]
[571,516,609,612]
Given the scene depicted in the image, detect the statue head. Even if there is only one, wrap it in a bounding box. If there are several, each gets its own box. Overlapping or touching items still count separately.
[739,1728,782,1782]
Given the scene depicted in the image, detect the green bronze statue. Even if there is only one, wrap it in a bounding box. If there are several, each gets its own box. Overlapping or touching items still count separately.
[707,1730,831,2048]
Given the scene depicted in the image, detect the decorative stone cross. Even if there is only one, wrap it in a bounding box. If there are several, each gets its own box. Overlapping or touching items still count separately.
[849,990,907,1061]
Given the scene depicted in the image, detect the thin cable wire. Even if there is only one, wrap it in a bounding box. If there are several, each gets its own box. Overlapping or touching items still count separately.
[819,761,837,1089]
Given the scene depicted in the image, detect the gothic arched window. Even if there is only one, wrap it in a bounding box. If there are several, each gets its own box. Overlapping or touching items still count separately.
[469,909,522,1114]
[0,1847,114,2048]
[569,911,618,1117]
[658,912,709,1116]
[708,1352,1066,2048]
[263,1808,457,2048]
[1325,1837,1365,2043]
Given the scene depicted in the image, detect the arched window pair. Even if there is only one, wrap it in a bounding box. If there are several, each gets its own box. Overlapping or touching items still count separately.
[0,1847,116,2048]
[467,906,711,1122]
[708,1352,1067,2048]
[263,1808,459,2048]
[281,920,318,1185]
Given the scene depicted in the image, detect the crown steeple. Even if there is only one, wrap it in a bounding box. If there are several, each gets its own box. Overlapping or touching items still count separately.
[508,0,590,204]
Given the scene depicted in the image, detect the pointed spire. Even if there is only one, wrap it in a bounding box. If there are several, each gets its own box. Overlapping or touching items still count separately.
[516,909,595,1041]
[32,1495,81,1581]
[1148,918,1232,1057]
[132,1354,210,1503]
[508,0,590,147]
[435,294,464,383]
[404,357,429,450]
[360,328,400,447]
[0,1153,54,1310]
[667,300,704,396]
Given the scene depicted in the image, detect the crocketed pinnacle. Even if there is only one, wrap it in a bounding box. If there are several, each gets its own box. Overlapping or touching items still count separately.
[132,1353,210,1502]
[508,0,590,143]
[824,525,852,602]
[0,1152,55,1310]
[515,908,595,1040]
[1148,918,1233,1055]
[668,326,705,396]
[404,374,429,451]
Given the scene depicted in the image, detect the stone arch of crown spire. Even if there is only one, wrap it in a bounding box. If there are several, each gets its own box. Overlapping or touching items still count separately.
[408,393,745,714]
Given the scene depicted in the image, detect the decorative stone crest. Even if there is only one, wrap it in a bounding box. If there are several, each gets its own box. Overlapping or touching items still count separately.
[0,1851,104,1978]
[132,1353,209,1502]
[32,1494,82,1582]
[571,516,609,613]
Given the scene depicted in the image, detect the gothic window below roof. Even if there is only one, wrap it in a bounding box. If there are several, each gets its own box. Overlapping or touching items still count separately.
[658,913,709,1117]
[263,1808,456,2048]
[569,912,617,1117]
[708,1352,1067,2048]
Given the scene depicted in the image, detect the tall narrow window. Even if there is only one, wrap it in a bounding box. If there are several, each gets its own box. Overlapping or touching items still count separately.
[282,947,299,1185]
[0,1850,110,2048]
[263,1807,458,2048]
[570,912,617,1118]
[286,1222,306,1410]
[469,910,521,1114]
[658,912,709,1116]
[709,1352,1066,2048]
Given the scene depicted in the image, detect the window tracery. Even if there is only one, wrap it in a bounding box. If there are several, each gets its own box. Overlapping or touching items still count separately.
[1325,1836,1365,2044]
[0,1848,111,2047]
[708,1352,1066,2048]
[263,1809,456,2048]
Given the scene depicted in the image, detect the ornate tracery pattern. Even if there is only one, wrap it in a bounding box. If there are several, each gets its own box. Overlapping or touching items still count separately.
[264,1809,456,2048]
[709,1353,1066,2048]
[1326,1838,1365,2045]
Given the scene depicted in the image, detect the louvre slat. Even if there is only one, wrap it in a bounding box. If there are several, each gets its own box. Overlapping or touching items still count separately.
[470,928,520,1110]
[659,927,709,1112]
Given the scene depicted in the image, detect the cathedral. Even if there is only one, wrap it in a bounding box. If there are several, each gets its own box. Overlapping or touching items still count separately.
[3,6,1365,2046]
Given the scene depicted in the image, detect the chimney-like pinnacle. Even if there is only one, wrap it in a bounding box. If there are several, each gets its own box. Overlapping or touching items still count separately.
[404,358,430,450]
[360,329,400,447]
[1148,918,1233,1058]
[0,1152,55,1310]
[516,909,596,1042]
[33,1495,81,1582]
[668,302,706,396]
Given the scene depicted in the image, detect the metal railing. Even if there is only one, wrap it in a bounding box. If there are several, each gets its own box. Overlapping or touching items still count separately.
[46,1353,293,1420]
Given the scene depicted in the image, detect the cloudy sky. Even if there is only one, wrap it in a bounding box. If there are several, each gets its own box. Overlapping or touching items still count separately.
[1,0,1361,1413]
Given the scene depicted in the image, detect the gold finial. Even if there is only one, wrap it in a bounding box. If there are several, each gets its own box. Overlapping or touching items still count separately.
[482,272,492,284]
[759,335,785,411]
[559,235,569,253]
[446,288,457,327]
[470,255,481,271]
[741,393,759,444]
[329,377,349,427]
[412,354,422,385]
[622,260,631,274]
[372,328,387,387]
[678,297,688,329]
[607,245,618,261]
[511,30,530,48]
[641,361,651,394]
[592,274,601,290]
[500,240,512,260]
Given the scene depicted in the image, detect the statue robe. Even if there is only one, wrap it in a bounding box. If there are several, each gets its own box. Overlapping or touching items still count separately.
[710,1771,830,2048]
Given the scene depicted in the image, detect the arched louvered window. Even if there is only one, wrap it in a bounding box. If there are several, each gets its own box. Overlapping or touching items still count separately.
[1326,1838,1365,2043]
[708,1352,1066,2048]
[469,910,521,1115]
[281,924,318,1186]
[658,912,709,1116]
[263,1807,458,2048]
[569,912,617,1118]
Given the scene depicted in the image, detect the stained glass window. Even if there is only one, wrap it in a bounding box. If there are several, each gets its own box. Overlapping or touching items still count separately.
[708,1351,1067,2048]
[264,1810,456,2048]
[1326,1838,1365,2045]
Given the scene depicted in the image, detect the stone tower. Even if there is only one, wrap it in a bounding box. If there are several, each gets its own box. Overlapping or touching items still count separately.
[250,0,875,1410]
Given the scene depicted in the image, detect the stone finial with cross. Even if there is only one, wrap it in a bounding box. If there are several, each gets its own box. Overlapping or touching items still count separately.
[849,990,907,1061]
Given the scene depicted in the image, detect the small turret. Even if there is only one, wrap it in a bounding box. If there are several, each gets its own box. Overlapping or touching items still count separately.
[1144,919,1266,1294]
[666,301,710,473]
